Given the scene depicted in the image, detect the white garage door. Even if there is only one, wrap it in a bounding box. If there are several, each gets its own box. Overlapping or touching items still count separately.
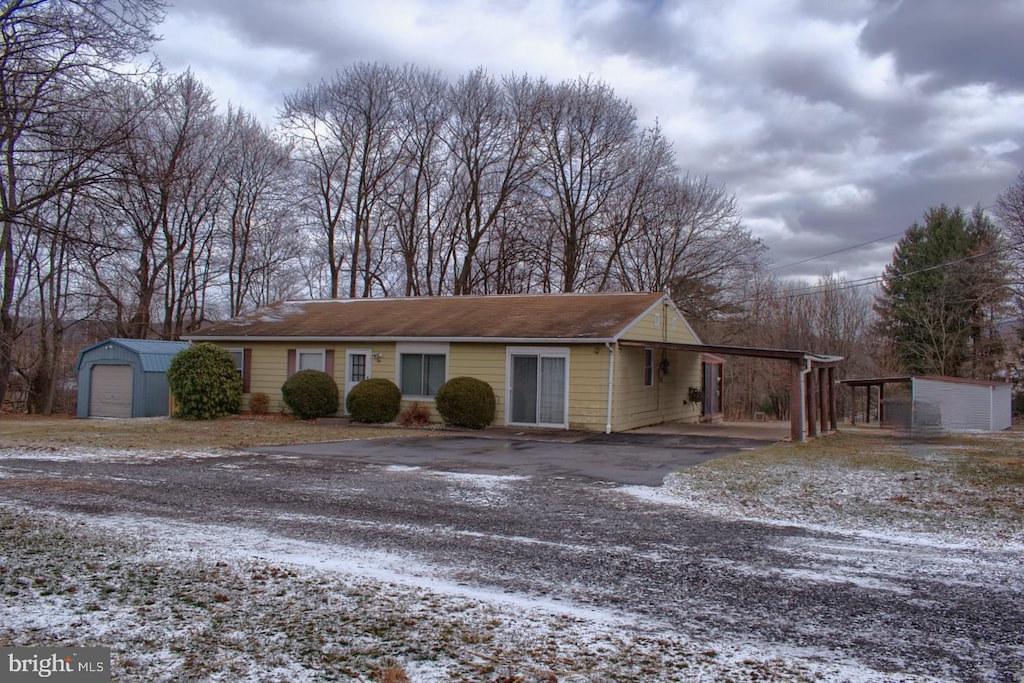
[89,365,133,418]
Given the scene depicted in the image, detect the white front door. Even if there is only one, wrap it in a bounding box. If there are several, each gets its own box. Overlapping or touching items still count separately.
[344,348,372,414]
[507,348,569,428]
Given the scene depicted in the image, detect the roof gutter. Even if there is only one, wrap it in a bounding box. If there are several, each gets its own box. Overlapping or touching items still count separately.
[182,335,618,345]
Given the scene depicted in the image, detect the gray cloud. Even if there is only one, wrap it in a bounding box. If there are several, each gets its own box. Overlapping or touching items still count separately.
[150,0,1024,284]
[859,0,1024,90]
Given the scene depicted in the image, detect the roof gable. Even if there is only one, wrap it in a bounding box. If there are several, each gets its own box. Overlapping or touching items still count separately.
[186,293,670,342]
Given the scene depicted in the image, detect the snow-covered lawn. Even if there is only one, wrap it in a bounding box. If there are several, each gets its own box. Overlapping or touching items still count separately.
[634,430,1024,548]
[2,507,849,682]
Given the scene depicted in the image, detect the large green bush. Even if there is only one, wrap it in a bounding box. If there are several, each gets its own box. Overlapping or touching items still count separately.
[435,376,495,429]
[166,343,242,420]
[281,370,339,420]
[345,378,401,424]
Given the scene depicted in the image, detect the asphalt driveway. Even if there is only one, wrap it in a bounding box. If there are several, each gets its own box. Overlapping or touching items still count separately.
[247,433,770,486]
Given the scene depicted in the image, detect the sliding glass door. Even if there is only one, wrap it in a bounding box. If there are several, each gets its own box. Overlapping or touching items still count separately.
[508,349,568,427]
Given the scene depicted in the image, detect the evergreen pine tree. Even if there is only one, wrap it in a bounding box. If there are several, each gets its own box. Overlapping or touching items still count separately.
[875,205,1009,377]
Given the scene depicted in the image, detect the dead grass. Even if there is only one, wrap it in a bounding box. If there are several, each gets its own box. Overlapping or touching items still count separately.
[705,431,923,472]
[0,414,424,450]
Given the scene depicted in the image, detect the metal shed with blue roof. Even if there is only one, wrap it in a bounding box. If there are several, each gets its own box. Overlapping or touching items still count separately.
[76,338,190,418]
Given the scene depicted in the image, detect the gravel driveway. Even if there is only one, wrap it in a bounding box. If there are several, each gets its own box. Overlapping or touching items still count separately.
[1,438,1021,680]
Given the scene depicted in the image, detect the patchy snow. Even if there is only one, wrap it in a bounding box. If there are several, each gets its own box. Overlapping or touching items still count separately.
[619,442,1024,550]
[0,446,234,463]
[0,505,878,682]
[2,433,1022,681]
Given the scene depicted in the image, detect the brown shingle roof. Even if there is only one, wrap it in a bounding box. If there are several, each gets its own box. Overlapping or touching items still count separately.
[188,293,666,341]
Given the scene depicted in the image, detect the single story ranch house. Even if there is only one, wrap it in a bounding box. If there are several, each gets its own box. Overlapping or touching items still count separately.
[185,292,711,432]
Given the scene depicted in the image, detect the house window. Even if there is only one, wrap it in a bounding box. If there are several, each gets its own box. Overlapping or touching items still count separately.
[350,354,366,383]
[297,349,325,372]
[644,348,654,387]
[400,353,446,397]
[227,347,251,393]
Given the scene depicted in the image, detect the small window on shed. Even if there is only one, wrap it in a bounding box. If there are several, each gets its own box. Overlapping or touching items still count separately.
[644,348,654,387]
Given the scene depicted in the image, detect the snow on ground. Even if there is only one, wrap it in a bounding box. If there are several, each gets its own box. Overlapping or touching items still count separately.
[2,434,1022,681]
[621,440,1024,550]
[0,504,893,683]
[0,446,235,463]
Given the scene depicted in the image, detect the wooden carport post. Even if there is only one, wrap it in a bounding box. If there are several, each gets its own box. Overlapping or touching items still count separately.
[806,367,818,438]
[828,367,838,432]
[818,368,829,434]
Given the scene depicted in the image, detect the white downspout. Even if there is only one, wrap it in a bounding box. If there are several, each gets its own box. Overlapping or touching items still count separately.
[605,342,616,434]
[799,357,813,441]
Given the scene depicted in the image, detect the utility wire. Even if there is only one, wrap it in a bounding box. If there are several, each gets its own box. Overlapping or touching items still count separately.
[769,232,903,272]
[763,246,1009,301]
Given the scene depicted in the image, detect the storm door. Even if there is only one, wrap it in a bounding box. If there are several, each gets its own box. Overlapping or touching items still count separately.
[344,348,372,413]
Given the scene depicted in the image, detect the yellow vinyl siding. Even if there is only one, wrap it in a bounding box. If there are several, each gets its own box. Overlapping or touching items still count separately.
[612,345,702,431]
[567,345,613,431]
[211,341,397,415]
[212,334,700,432]
[618,302,699,344]
[448,343,508,426]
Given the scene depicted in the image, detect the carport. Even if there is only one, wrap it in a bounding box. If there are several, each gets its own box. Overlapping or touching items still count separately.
[619,341,843,442]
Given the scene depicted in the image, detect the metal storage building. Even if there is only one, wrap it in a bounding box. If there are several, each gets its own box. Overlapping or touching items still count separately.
[842,375,1012,434]
[911,376,1012,433]
[76,339,189,418]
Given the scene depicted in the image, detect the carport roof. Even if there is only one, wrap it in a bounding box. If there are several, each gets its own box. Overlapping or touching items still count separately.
[618,340,843,366]
[840,375,1010,388]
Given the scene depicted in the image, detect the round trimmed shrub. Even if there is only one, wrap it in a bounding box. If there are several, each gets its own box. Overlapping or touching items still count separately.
[281,369,339,420]
[435,376,496,429]
[167,343,242,420]
[346,378,401,424]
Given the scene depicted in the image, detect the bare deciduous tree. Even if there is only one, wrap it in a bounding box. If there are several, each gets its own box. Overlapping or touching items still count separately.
[89,72,224,339]
[0,0,164,406]
[445,70,539,295]
[281,63,404,299]
[218,107,298,315]
[535,77,636,292]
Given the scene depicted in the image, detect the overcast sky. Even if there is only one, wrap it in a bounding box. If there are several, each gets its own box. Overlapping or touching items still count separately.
[151,0,1024,283]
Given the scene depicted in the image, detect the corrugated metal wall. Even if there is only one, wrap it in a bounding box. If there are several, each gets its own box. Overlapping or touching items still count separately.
[911,378,1010,433]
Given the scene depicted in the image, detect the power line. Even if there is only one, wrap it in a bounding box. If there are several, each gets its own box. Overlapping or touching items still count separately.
[762,246,1009,302]
[769,232,904,272]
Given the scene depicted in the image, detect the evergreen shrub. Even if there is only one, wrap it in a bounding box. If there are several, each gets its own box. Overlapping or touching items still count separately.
[435,376,495,429]
[345,378,401,423]
[281,370,339,420]
[166,343,242,420]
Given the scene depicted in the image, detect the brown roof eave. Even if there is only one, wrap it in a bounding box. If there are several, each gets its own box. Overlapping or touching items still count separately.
[182,335,618,344]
